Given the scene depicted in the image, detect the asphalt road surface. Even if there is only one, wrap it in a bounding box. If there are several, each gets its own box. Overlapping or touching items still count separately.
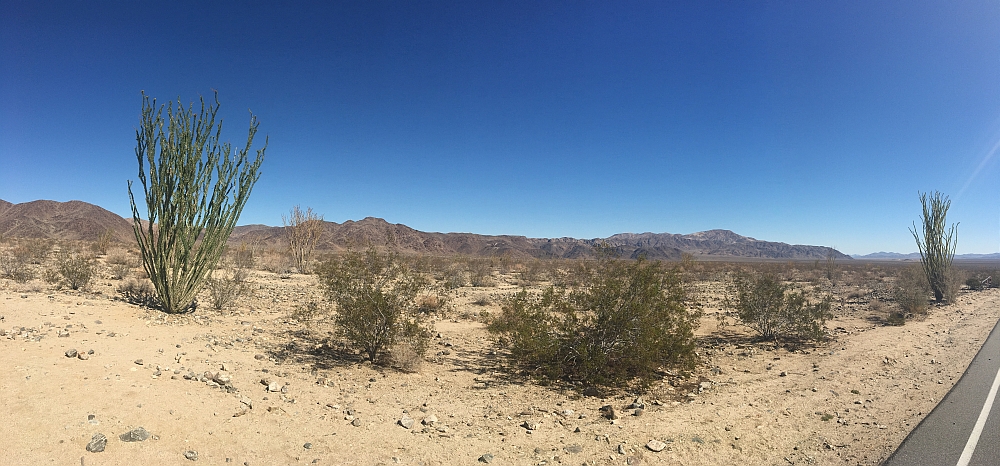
[884,317,1000,466]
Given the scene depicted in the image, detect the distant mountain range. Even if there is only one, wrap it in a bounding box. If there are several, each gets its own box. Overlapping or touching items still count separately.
[851,251,1000,261]
[0,199,850,261]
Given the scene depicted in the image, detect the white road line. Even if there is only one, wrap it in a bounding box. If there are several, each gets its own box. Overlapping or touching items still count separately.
[957,360,1000,466]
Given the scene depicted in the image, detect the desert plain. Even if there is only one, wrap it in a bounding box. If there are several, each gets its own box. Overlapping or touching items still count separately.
[3,249,1000,466]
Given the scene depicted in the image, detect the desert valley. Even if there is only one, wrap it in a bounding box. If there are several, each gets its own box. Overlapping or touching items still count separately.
[2,199,999,465]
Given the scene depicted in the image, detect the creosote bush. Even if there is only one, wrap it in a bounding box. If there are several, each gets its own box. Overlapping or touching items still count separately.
[117,278,159,307]
[724,271,831,341]
[57,250,95,290]
[317,247,431,365]
[894,265,930,320]
[488,257,700,388]
[205,267,250,310]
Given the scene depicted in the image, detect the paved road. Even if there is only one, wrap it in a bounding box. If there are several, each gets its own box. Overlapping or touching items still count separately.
[884,317,1000,466]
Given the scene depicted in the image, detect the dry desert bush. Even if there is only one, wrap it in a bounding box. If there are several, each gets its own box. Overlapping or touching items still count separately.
[317,247,432,365]
[488,257,700,388]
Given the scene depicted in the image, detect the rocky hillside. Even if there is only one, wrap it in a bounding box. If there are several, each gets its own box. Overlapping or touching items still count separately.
[0,199,133,243]
[0,199,849,260]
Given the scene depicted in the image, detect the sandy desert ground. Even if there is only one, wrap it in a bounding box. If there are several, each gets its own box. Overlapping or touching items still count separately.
[2,259,999,466]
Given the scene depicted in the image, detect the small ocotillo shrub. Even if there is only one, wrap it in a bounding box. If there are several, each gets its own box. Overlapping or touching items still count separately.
[488,257,701,388]
[318,247,431,365]
[724,271,832,341]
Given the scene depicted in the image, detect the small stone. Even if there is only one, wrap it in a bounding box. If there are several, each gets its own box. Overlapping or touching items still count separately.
[478,453,494,463]
[521,421,539,430]
[184,450,198,461]
[582,386,601,397]
[213,372,231,385]
[119,427,150,442]
[134,359,143,365]
[599,405,619,420]
[633,408,644,417]
[564,444,583,454]
[646,440,667,452]
[303,443,312,449]
[65,349,78,358]
[254,354,266,360]
[618,444,627,455]
[779,371,787,377]
[351,418,362,427]
[78,352,90,360]
[267,382,281,393]
[398,416,415,429]
[86,433,107,452]
[422,414,438,425]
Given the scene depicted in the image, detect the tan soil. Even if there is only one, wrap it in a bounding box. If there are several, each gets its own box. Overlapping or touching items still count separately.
[2,269,998,465]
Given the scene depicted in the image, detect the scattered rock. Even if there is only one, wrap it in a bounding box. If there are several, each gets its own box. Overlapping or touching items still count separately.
[351,418,362,427]
[134,359,143,366]
[303,443,312,449]
[646,440,667,452]
[184,450,198,461]
[422,414,438,426]
[78,352,90,360]
[267,382,281,393]
[119,427,149,442]
[599,405,619,420]
[625,398,645,410]
[254,354,267,360]
[521,421,539,431]
[398,416,415,429]
[65,349,78,358]
[564,444,583,454]
[86,433,107,453]
[213,372,231,385]
[582,386,601,397]
[478,453,494,463]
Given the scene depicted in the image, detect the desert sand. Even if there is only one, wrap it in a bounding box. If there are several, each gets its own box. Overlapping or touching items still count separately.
[3,264,999,465]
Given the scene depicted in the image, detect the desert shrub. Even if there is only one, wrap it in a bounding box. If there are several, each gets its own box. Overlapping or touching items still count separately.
[910,191,957,302]
[0,251,33,283]
[291,301,322,321]
[724,272,832,341]
[117,278,159,307]
[17,238,53,264]
[438,264,467,289]
[471,296,492,306]
[468,259,495,287]
[966,275,989,291]
[91,229,115,256]
[895,265,930,318]
[205,267,250,310]
[317,247,431,365]
[56,251,95,290]
[260,248,293,274]
[128,91,265,313]
[415,293,448,314]
[109,263,131,280]
[489,257,701,388]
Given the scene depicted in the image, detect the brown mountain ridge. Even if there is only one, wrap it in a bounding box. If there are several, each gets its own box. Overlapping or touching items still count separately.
[0,199,850,261]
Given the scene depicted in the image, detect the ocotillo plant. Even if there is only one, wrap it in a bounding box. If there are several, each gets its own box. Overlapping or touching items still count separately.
[128,91,266,313]
[283,205,324,273]
[910,191,957,302]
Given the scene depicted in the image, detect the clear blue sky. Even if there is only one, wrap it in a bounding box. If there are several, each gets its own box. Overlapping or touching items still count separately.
[2,1,999,255]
